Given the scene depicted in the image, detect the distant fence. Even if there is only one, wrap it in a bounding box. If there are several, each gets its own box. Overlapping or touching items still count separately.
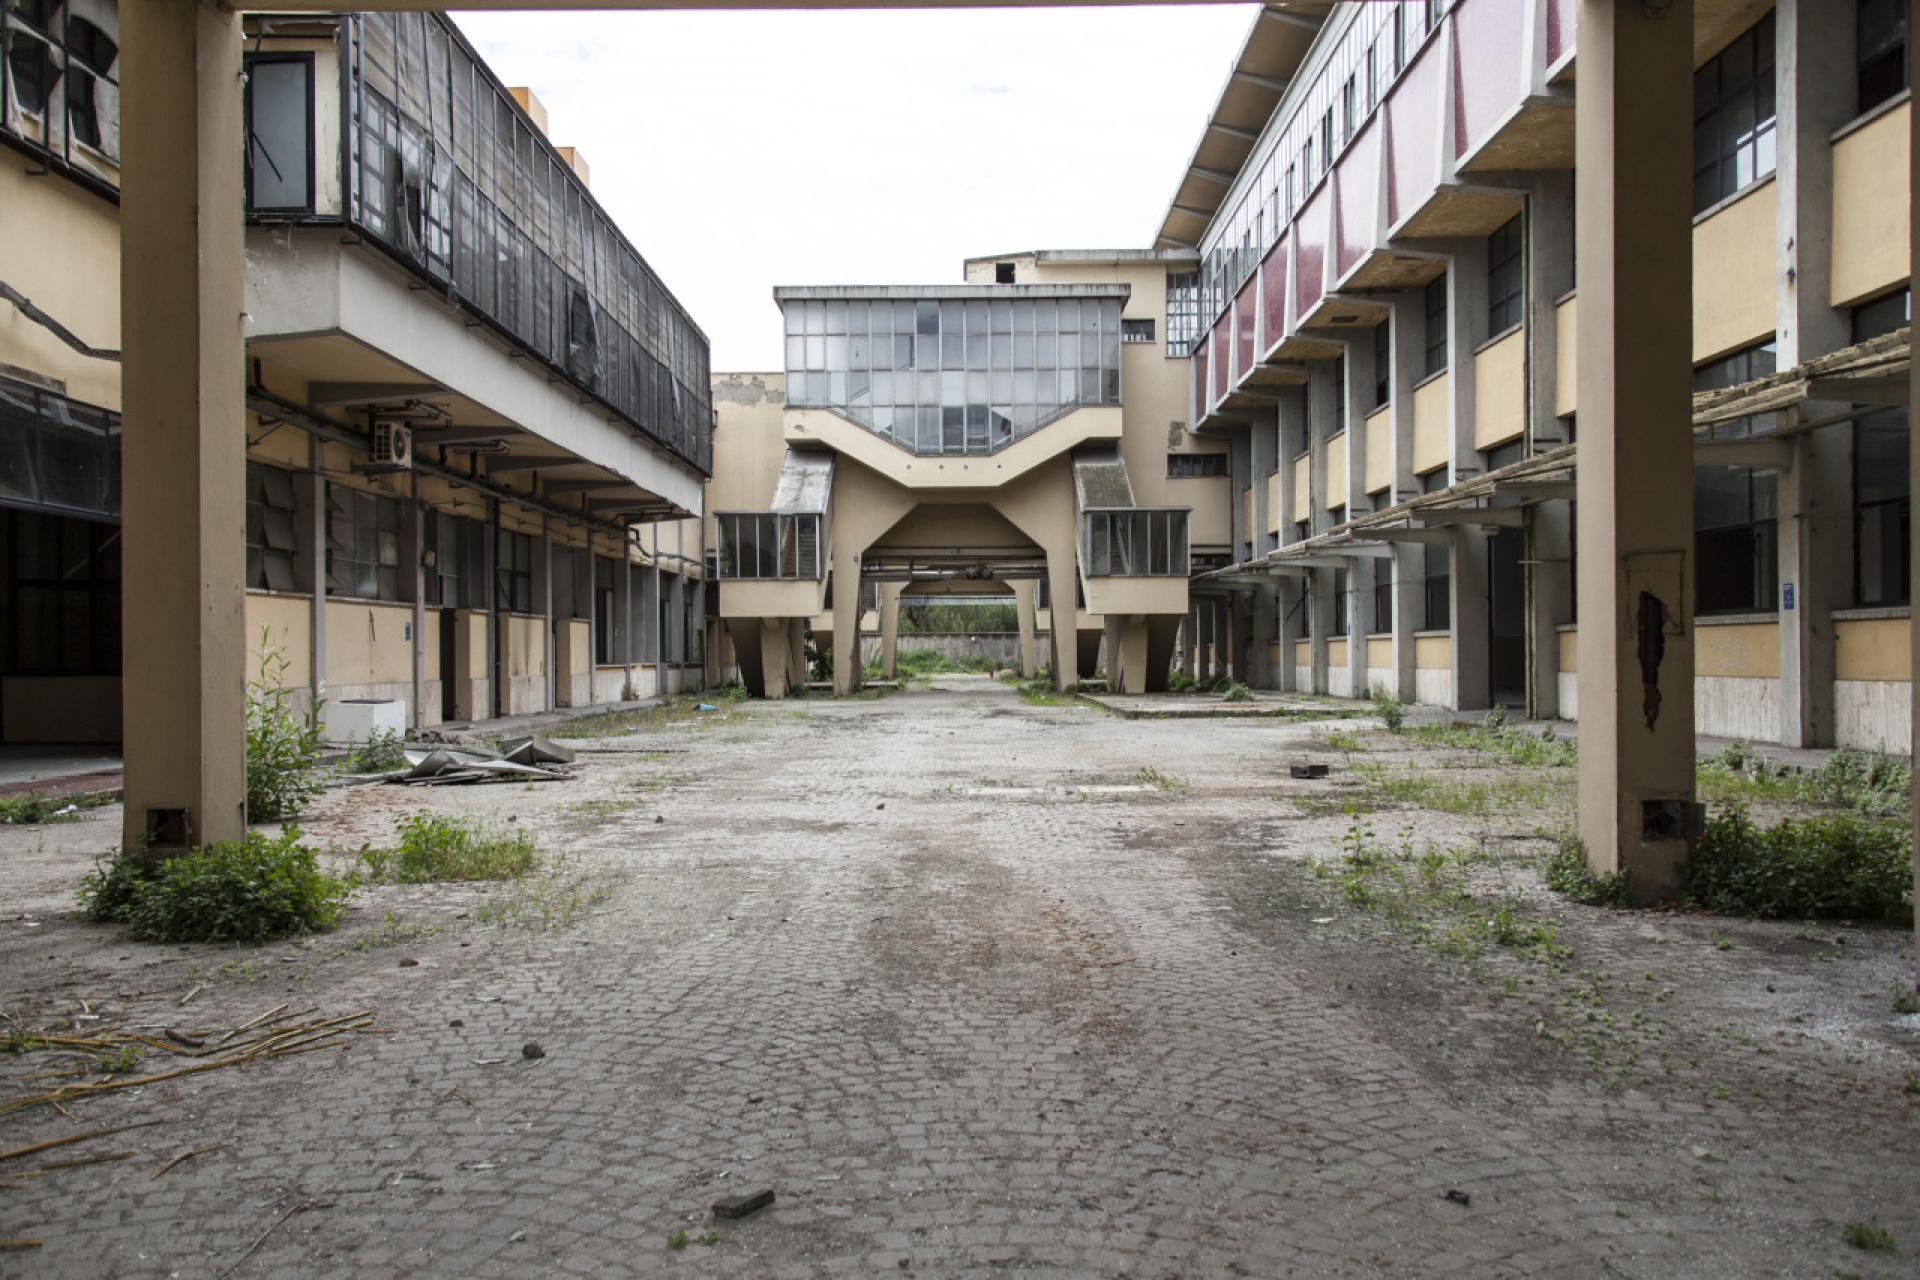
[859,632,1053,670]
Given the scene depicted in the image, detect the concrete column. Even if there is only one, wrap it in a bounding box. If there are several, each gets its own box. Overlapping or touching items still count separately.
[536,515,554,714]
[1347,559,1373,698]
[1277,383,1307,544]
[1774,0,1855,747]
[1229,429,1254,561]
[409,488,425,732]
[1044,543,1080,692]
[484,497,499,717]
[1249,581,1277,688]
[1344,337,1374,516]
[1392,543,1420,702]
[1308,569,1332,694]
[1907,0,1918,984]
[306,435,327,715]
[1178,606,1197,681]
[830,546,863,695]
[1528,501,1575,719]
[1390,292,1424,502]
[1012,580,1038,677]
[1527,172,1576,452]
[1250,406,1279,556]
[119,0,246,847]
[1575,0,1697,897]
[617,549,632,697]
[878,581,904,678]
[787,618,806,691]
[760,618,793,699]
[1272,577,1302,691]
[1451,528,1491,710]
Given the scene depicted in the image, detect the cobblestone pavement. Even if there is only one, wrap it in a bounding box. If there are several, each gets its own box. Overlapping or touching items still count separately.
[3,675,1917,1277]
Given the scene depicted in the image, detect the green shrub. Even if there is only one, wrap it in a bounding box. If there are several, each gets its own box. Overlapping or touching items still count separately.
[1808,748,1911,818]
[79,829,350,943]
[1543,832,1632,907]
[1683,805,1912,923]
[0,789,114,824]
[1220,682,1255,703]
[345,728,409,774]
[1168,671,1197,693]
[246,632,325,822]
[358,812,537,883]
[1370,688,1405,732]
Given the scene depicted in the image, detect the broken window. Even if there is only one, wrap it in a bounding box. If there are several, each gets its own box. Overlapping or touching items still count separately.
[994,262,1016,284]
[245,460,303,592]
[0,376,119,519]
[1692,342,1779,615]
[326,482,405,601]
[1121,318,1155,345]
[1167,453,1228,478]
[593,553,617,664]
[244,53,312,213]
[495,527,533,613]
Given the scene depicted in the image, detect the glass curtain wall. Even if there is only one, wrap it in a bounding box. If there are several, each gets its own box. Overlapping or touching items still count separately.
[782,295,1123,456]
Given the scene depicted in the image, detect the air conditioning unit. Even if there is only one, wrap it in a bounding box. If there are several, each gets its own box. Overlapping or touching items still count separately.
[369,422,413,471]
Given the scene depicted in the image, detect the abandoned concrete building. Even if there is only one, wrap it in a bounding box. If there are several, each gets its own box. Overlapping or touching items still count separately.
[706,0,1916,768]
[2,8,719,760]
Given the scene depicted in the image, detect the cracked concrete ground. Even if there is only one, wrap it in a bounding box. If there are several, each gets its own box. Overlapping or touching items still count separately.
[2,674,1917,1277]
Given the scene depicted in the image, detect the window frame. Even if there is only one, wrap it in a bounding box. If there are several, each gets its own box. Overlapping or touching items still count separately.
[1486,214,1524,336]
[242,50,316,216]
[1422,274,1449,378]
[1691,13,1777,216]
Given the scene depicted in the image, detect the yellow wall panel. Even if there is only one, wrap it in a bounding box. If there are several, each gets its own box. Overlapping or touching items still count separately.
[1327,638,1348,665]
[1557,627,1577,675]
[1835,617,1912,682]
[1472,328,1525,450]
[1364,407,1392,495]
[1325,431,1347,512]
[1412,373,1450,476]
[1291,454,1309,519]
[1414,634,1451,670]
[1694,621,1779,679]
[1294,638,1310,665]
[1554,296,1577,419]
[1366,637,1392,666]
[325,600,415,687]
[245,593,312,688]
[1692,178,1776,361]
[1266,471,1280,534]
[1170,476,1232,546]
[1831,101,1912,307]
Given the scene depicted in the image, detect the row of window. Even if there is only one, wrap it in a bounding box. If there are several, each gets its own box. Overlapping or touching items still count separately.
[781,295,1126,456]
[1,0,121,188]
[0,377,120,521]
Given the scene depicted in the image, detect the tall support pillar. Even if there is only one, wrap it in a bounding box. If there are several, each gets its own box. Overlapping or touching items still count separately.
[536,515,554,714]
[879,581,904,678]
[408,486,426,732]
[831,546,864,695]
[1347,559,1372,700]
[1775,0,1854,746]
[1249,581,1277,688]
[617,548,633,699]
[120,0,246,848]
[1012,580,1038,678]
[1391,545,1420,703]
[306,435,328,717]
[1178,606,1196,681]
[1908,0,1918,986]
[1528,502,1575,720]
[1575,0,1696,897]
[1308,569,1332,695]
[1451,529,1491,710]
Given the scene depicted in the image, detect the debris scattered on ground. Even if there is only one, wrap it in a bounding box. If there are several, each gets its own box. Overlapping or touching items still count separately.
[0,1119,166,1165]
[1443,1189,1472,1207]
[396,742,572,787]
[1289,764,1331,779]
[150,1144,223,1180]
[521,1042,545,1060]
[498,735,576,767]
[712,1188,775,1219]
[0,1010,373,1118]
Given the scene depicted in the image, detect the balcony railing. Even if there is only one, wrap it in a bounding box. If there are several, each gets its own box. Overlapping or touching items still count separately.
[714,512,824,581]
[1082,507,1191,578]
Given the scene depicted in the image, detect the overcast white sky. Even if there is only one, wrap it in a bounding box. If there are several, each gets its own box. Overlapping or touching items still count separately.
[452,5,1257,371]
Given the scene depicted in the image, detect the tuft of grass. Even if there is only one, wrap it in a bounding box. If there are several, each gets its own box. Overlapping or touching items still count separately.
[1699,743,1912,819]
[1841,1222,1895,1253]
[1893,983,1920,1017]
[1134,766,1190,791]
[344,728,409,773]
[1370,687,1406,733]
[1316,730,1368,754]
[1355,763,1566,818]
[357,813,537,883]
[0,789,115,825]
[1543,831,1632,907]
[1682,805,1912,923]
[1219,682,1255,703]
[78,829,350,944]
[1017,678,1086,707]
[1405,717,1577,768]
[476,863,623,932]
[95,1043,144,1076]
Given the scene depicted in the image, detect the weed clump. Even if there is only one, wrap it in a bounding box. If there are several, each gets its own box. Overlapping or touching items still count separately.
[1543,832,1632,908]
[1370,687,1406,732]
[358,812,537,883]
[1219,682,1255,703]
[1842,1221,1896,1253]
[78,829,350,944]
[0,790,114,825]
[1682,805,1912,923]
[247,632,325,821]
[344,728,409,773]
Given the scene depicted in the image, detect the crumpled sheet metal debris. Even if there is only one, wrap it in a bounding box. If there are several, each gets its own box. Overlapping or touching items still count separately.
[393,737,573,786]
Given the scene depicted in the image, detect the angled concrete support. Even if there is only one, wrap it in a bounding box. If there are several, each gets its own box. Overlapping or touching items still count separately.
[1575,0,1697,899]
[119,0,246,848]
[879,581,904,679]
[1012,580,1039,678]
